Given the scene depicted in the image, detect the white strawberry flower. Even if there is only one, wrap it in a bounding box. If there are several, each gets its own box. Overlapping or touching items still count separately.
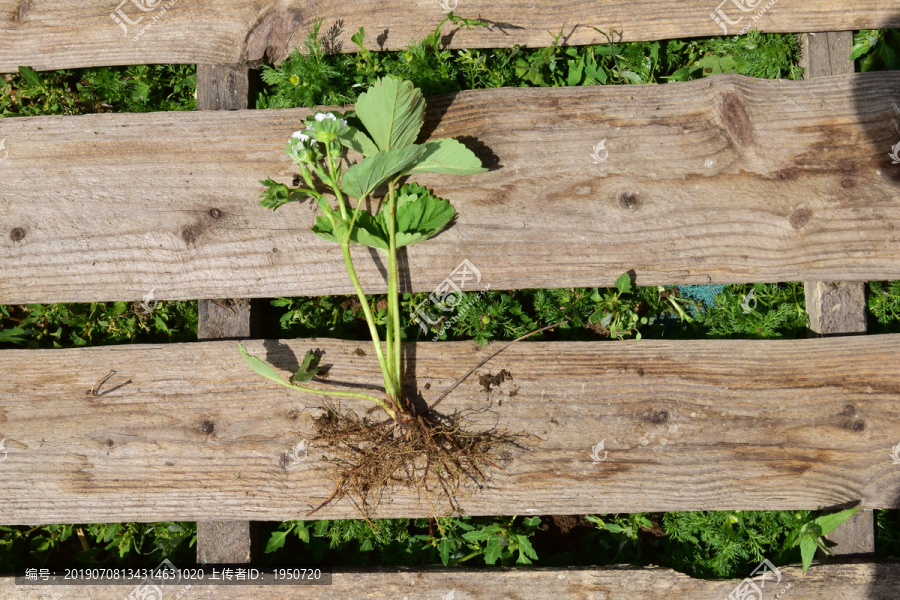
[314,112,347,128]
[291,129,313,143]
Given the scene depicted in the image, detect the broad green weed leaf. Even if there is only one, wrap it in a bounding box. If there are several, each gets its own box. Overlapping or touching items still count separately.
[799,535,816,573]
[290,350,321,383]
[483,537,503,564]
[265,530,290,553]
[615,272,632,294]
[341,146,425,199]
[355,76,425,151]
[407,138,487,175]
[814,506,859,537]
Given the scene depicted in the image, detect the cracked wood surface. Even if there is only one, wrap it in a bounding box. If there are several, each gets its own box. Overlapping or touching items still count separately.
[2,1,900,72]
[1,336,899,524]
[2,73,899,304]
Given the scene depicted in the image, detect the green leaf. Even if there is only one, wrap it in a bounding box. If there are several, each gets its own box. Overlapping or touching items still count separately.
[238,342,310,391]
[849,31,879,60]
[615,272,632,294]
[437,538,453,566]
[265,530,290,553]
[407,138,487,175]
[799,534,817,573]
[483,538,504,564]
[350,211,390,250]
[341,145,425,199]
[290,350,321,383]
[462,525,502,542]
[340,125,380,158]
[354,76,425,151]
[815,506,859,537]
[389,187,456,247]
[515,535,538,563]
[18,66,41,89]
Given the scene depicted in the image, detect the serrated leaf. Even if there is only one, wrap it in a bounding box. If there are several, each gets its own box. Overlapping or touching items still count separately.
[265,530,290,553]
[390,189,455,247]
[407,138,487,175]
[341,145,425,199]
[815,507,859,537]
[340,125,380,158]
[350,211,390,250]
[354,76,425,151]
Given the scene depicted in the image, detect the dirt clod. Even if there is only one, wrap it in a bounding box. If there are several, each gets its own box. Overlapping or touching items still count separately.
[478,370,512,393]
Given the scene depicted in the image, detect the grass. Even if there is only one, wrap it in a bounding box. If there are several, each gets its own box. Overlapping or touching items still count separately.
[1,18,899,579]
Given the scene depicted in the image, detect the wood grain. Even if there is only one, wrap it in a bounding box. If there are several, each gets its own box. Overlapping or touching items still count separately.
[195,65,257,565]
[3,562,899,599]
[1,73,899,304]
[2,1,900,73]
[799,31,873,557]
[1,335,899,524]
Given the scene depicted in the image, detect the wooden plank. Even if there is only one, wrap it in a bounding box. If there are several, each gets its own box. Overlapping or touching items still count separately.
[2,335,900,523]
[196,520,253,563]
[799,31,873,558]
[800,31,856,77]
[3,562,899,599]
[195,62,256,566]
[2,1,900,73]
[805,281,868,335]
[1,73,899,304]
[197,65,251,112]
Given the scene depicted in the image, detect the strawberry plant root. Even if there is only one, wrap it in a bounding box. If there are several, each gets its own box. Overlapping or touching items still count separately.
[307,402,527,518]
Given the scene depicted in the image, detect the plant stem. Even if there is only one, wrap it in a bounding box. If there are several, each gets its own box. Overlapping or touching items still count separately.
[274,367,397,419]
[340,240,397,406]
[386,181,403,410]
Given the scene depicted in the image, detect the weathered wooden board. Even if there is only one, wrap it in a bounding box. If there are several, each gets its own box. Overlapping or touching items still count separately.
[3,562,899,599]
[1,73,899,304]
[2,336,899,524]
[195,65,258,565]
[799,31,873,557]
[2,0,900,72]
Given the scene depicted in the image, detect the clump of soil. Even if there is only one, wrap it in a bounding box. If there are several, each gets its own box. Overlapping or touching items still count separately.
[307,402,526,517]
[478,369,512,392]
